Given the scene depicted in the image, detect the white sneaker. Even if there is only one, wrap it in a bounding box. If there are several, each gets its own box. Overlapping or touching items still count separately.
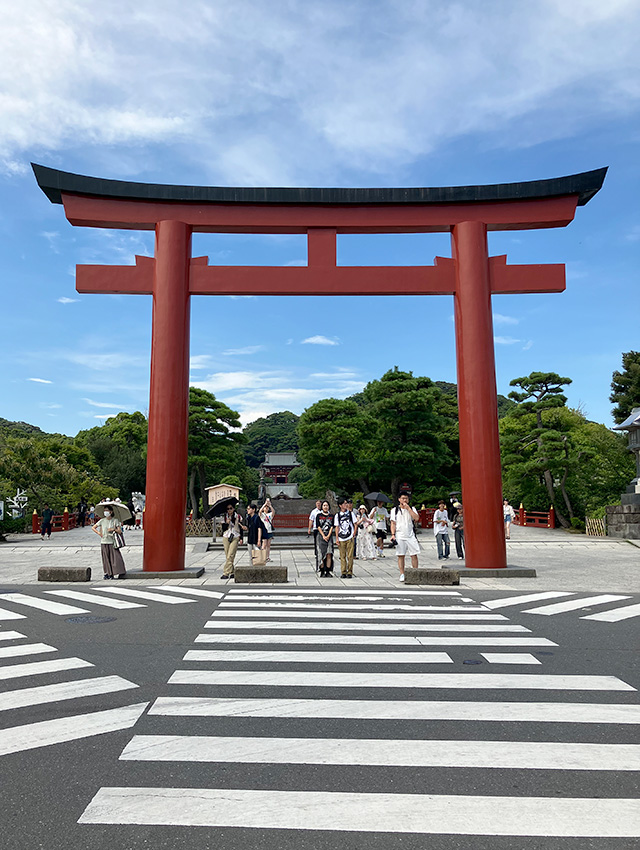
[399,573,405,582]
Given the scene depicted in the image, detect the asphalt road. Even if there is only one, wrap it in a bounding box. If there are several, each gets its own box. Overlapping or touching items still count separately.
[0,584,638,850]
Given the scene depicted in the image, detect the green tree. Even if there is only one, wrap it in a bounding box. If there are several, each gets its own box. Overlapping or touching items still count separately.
[503,372,575,527]
[188,387,244,517]
[76,412,149,498]
[243,411,300,467]
[610,351,640,424]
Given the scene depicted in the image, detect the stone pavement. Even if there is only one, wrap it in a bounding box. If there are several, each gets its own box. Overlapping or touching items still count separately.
[1,522,639,592]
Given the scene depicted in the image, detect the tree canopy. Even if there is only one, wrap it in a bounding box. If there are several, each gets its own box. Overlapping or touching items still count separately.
[243,411,299,467]
[610,351,640,424]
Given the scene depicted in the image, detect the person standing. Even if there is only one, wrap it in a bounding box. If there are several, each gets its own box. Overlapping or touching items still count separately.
[452,502,465,559]
[369,499,390,558]
[77,500,87,528]
[433,500,451,561]
[259,499,276,561]
[390,493,420,582]
[308,499,322,570]
[40,504,54,540]
[334,497,357,578]
[221,504,246,580]
[356,505,378,560]
[315,500,335,577]
[503,498,516,539]
[92,507,126,579]
[245,504,264,561]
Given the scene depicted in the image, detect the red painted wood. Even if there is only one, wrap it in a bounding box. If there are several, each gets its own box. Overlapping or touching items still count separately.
[61,193,579,233]
[143,220,191,572]
[453,221,507,569]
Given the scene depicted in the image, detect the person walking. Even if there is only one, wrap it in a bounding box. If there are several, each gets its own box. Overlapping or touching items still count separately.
[77,500,87,528]
[221,503,246,579]
[92,506,126,579]
[390,493,420,581]
[356,505,378,560]
[308,499,322,571]
[259,499,275,561]
[503,498,516,539]
[369,499,389,558]
[452,502,465,559]
[40,504,54,540]
[315,500,335,577]
[334,497,357,578]
[433,500,451,561]
[245,504,264,561]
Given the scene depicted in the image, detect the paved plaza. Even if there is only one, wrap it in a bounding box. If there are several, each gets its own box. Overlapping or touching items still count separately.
[1,522,639,592]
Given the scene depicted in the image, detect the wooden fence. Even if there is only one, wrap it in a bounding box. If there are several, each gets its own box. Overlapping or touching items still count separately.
[512,505,556,528]
[585,516,607,537]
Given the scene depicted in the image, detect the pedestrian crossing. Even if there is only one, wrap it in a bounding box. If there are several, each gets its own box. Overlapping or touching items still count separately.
[0,623,144,754]
[78,587,640,840]
[477,590,640,622]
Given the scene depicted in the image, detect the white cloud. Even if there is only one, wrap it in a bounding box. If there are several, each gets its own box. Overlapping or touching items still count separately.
[222,345,265,356]
[522,340,534,351]
[58,297,79,304]
[40,402,62,409]
[192,370,286,394]
[82,398,132,409]
[302,335,339,346]
[2,2,638,178]
[493,313,519,326]
[625,225,640,242]
[286,339,294,345]
[41,231,60,252]
[189,355,215,371]
[494,336,521,345]
[28,377,52,384]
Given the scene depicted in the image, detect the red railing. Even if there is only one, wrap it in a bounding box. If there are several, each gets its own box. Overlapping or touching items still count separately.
[418,508,436,529]
[513,505,556,528]
[32,510,88,534]
[273,514,310,528]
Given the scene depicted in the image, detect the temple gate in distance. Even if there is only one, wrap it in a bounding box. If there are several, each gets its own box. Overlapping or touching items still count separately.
[33,164,606,573]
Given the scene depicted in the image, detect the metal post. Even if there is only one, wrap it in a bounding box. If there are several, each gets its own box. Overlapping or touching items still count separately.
[143,220,192,572]
[452,221,507,569]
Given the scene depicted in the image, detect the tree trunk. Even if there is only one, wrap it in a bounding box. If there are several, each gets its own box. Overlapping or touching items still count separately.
[536,435,569,528]
[188,467,199,519]
[390,476,401,502]
[197,464,208,519]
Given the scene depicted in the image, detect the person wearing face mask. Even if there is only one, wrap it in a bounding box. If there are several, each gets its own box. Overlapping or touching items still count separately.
[92,506,126,579]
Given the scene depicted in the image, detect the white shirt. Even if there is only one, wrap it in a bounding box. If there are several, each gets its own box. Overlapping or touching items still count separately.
[391,506,416,539]
[433,508,449,536]
[369,505,389,531]
[309,508,321,527]
[334,510,357,541]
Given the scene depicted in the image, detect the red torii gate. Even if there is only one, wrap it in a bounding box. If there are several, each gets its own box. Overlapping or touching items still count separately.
[33,164,606,573]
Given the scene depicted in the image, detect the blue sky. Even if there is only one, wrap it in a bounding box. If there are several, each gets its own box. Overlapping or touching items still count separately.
[0,0,638,436]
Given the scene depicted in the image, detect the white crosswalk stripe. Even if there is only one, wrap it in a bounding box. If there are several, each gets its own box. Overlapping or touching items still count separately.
[0,593,89,615]
[194,633,558,646]
[46,590,146,609]
[77,589,640,840]
[523,594,631,615]
[481,591,575,609]
[582,601,640,622]
[0,642,57,660]
[0,606,26,620]
[0,675,139,713]
[0,631,27,642]
[94,587,196,604]
[183,649,454,664]
[79,788,640,837]
[0,657,93,681]
[150,586,225,599]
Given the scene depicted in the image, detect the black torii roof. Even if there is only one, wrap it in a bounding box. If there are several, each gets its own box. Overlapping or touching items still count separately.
[32,163,607,207]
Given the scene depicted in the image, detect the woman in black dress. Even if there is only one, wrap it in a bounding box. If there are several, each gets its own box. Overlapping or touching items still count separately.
[315,500,334,577]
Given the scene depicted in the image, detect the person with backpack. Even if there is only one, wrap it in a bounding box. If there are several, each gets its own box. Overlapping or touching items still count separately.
[334,496,358,578]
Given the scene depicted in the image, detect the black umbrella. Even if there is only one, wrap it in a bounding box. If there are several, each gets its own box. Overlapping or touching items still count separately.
[364,492,389,503]
[207,496,239,518]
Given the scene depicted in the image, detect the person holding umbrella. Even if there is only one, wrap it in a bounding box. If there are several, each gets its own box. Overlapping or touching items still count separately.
[92,500,129,579]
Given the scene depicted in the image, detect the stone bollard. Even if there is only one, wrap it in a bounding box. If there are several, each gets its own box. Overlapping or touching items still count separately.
[38,567,91,582]
[404,568,459,585]
[234,564,288,583]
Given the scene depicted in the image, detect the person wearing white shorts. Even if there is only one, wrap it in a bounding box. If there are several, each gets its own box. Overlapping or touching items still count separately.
[390,493,420,581]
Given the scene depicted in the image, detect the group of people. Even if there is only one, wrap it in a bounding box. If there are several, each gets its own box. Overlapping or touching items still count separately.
[219,498,275,579]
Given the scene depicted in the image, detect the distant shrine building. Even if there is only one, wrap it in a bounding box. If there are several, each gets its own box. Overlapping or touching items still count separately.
[259,452,302,500]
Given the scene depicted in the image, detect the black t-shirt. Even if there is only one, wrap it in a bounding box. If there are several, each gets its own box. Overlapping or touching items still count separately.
[315,512,334,538]
[246,513,264,544]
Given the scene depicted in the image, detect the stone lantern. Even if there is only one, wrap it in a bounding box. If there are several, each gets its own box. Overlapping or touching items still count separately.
[607,408,640,539]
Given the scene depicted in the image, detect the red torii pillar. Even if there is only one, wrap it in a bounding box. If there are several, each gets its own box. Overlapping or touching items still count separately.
[33,164,606,572]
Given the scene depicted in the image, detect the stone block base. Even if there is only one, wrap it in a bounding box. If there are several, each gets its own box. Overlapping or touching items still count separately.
[606,503,640,539]
[125,568,205,579]
[38,567,91,582]
[404,568,459,585]
[234,564,288,583]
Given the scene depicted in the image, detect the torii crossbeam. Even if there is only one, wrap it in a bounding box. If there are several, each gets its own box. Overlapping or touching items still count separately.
[34,164,606,573]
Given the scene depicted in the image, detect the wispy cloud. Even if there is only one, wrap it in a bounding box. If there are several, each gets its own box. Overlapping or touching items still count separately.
[58,297,79,304]
[493,313,519,326]
[40,402,62,409]
[522,340,534,351]
[494,336,520,345]
[189,355,215,371]
[302,335,339,346]
[223,345,265,356]
[82,398,133,410]
[28,377,52,384]
[41,231,60,253]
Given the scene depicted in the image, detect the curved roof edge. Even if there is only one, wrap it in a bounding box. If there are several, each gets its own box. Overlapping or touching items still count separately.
[32,163,607,208]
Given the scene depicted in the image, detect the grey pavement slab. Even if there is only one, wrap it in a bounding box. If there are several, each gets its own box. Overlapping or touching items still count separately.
[1,523,639,593]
